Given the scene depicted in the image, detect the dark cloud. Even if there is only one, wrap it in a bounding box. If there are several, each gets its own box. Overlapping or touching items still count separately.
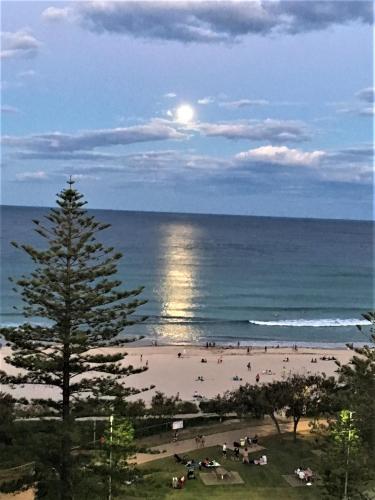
[11,142,372,187]
[2,121,187,153]
[1,105,20,114]
[50,1,373,43]
[199,119,310,142]
[219,99,269,109]
[355,87,375,103]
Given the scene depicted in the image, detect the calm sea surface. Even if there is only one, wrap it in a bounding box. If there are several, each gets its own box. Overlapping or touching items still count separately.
[1,206,374,347]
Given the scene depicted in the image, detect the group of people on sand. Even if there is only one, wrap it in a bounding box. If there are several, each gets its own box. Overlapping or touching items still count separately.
[320,355,337,361]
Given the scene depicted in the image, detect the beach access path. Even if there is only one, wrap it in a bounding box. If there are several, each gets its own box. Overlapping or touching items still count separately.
[134,418,312,464]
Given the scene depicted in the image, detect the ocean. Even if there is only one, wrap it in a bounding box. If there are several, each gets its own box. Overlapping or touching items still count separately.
[1,205,373,347]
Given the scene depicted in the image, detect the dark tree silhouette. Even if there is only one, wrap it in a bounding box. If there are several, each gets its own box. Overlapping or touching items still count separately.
[0,180,148,499]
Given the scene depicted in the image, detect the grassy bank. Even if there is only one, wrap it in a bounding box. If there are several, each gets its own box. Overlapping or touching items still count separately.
[127,433,322,499]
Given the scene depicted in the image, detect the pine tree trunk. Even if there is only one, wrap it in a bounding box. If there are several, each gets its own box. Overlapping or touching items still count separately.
[60,329,73,499]
[61,212,73,500]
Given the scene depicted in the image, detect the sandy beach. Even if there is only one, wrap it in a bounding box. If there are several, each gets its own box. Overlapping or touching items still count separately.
[0,344,354,404]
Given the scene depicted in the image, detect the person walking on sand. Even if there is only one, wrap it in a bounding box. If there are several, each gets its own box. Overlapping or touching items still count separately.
[255,373,260,383]
[140,354,143,362]
[146,360,149,367]
[247,362,251,371]
[222,442,227,459]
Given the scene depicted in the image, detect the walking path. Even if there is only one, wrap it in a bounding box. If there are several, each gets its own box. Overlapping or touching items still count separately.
[134,419,311,464]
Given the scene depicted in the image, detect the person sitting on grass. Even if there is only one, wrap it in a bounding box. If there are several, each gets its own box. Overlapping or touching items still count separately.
[187,467,196,480]
[200,457,211,469]
[254,455,267,465]
[178,476,186,489]
[251,434,258,445]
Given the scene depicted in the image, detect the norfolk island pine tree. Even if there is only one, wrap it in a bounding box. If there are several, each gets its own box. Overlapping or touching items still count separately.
[0,180,149,499]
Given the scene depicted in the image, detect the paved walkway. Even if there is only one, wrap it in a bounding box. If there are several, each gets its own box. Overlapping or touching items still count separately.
[134,419,311,464]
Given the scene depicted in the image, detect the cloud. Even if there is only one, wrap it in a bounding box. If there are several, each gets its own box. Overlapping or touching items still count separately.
[357,106,375,116]
[2,120,188,153]
[220,99,269,109]
[1,30,41,59]
[235,145,325,166]
[18,69,36,78]
[50,1,372,44]
[164,92,177,98]
[42,6,73,22]
[197,96,215,105]
[355,87,375,103]
[332,87,375,116]
[1,105,20,114]
[70,173,99,181]
[8,142,373,188]
[234,144,373,184]
[199,119,310,143]
[15,171,49,182]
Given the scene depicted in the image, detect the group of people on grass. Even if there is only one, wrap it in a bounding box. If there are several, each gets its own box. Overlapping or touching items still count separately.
[172,434,267,490]
[294,466,314,484]
[221,436,266,465]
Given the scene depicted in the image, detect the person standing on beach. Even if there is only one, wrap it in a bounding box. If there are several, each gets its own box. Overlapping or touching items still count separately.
[222,442,227,458]
[140,354,143,362]
[255,373,260,383]
[247,362,251,371]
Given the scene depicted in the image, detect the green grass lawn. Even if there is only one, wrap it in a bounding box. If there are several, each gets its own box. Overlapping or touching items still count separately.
[124,433,323,499]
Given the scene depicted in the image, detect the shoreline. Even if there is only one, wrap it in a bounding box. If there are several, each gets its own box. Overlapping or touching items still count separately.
[1,335,365,351]
[127,338,357,350]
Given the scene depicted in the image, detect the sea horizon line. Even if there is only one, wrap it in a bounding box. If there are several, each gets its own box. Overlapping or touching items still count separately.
[1,203,373,224]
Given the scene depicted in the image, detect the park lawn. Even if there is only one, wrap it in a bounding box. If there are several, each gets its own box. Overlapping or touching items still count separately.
[125,433,323,499]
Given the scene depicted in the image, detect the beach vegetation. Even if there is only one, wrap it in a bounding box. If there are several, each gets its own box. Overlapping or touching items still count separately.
[337,311,375,463]
[319,409,369,499]
[282,374,338,442]
[231,382,288,434]
[199,393,233,420]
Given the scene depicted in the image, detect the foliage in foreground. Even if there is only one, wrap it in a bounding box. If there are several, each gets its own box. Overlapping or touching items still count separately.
[320,410,370,499]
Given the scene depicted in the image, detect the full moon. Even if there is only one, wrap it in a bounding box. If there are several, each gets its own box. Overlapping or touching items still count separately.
[176,104,195,124]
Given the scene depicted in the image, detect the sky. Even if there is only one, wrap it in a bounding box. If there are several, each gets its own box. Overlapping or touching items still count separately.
[1,1,374,220]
